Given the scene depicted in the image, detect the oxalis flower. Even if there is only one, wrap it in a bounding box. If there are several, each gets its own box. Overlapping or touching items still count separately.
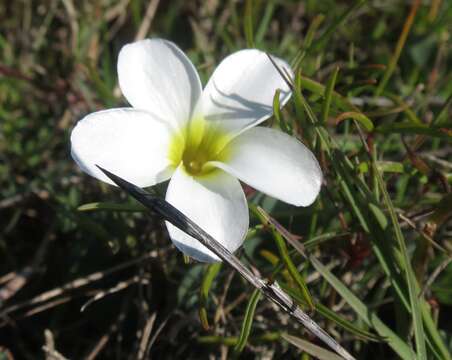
[71,39,322,262]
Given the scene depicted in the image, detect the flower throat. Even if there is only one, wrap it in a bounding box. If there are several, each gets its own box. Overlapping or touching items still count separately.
[168,118,231,177]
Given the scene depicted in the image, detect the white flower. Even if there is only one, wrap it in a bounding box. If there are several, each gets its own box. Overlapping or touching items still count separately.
[71,39,322,262]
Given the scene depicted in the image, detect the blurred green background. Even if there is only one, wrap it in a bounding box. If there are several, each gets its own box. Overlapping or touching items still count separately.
[1,0,451,359]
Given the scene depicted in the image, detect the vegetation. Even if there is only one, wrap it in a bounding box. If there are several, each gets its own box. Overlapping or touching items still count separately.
[1,0,451,358]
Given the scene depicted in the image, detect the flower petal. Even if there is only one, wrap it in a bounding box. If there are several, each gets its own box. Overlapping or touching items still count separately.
[210,127,322,206]
[165,167,249,262]
[118,39,202,130]
[199,49,293,137]
[71,108,175,187]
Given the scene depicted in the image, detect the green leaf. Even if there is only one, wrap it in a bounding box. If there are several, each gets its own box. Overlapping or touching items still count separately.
[282,333,344,360]
[376,123,452,141]
[374,1,420,96]
[335,111,374,131]
[295,0,367,67]
[234,289,262,354]
[253,206,314,310]
[273,231,313,309]
[243,0,254,48]
[292,14,325,68]
[87,63,116,107]
[368,203,388,230]
[321,66,339,125]
[255,0,275,45]
[310,257,415,360]
[376,161,405,173]
[372,161,427,359]
[282,284,383,342]
[272,89,290,134]
[77,202,145,212]
[199,263,222,330]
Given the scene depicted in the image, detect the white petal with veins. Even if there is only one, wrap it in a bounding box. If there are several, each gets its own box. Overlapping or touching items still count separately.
[118,39,202,130]
[165,166,249,262]
[199,49,293,137]
[211,127,322,206]
[71,108,175,187]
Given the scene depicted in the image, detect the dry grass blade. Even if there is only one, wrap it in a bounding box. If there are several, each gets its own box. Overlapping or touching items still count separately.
[80,276,145,312]
[134,0,160,41]
[137,312,157,360]
[43,329,69,360]
[0,250,159,318]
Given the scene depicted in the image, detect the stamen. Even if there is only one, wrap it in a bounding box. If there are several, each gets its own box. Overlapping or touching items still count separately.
[188,160,202,174]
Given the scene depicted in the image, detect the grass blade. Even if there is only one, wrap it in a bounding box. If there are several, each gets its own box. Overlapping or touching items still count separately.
[282,333,344,360]
[376,123,452,141]
[199,263,222,330]
[282,284,383,342]
[308,0,367,56]
[310,257,415,360]
[372,161,427,359]
[374,0,421,96]
[77,202,145,212]
[233,289,262,354]
[321,66,340,125]
[255,0,275,45]
[335,111,374,131]
[292,14,325,68]
[253,206,315,310]
[243,0,254,48]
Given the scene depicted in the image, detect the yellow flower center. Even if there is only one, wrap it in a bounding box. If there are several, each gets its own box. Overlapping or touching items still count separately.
[168,118,231,177]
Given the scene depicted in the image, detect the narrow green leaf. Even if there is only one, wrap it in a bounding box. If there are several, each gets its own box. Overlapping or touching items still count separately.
[282,284,383,342]
[369,144,450,359]
[272,89,282,125]
[421,301,452,359]
[260,249,293,284]
[273,231,314,309]
[87,64,116,107]
[376,161,405,173]
[310,257,415,360]
[253,206,314,310]
[255,0,275,45]
[432,92,452,126]
[243,0,254,48]
[386,95,423,125]
[335,111,374,131]
[77,202,145,212]
[368,203,388,230]
[304,15,325,47]
[321,66,340,125]
[295,0,366,67]
[273,89,290,134]
[292,14,325,68]
[375,1,421,96]
[234,289,262,354]
[198,332,280,346]
[376,123,452,141]
[303,232,350,249]
[372,160,427,359]
[298,74,360,113]
[282,333,344,360]
[199,263,222,330]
